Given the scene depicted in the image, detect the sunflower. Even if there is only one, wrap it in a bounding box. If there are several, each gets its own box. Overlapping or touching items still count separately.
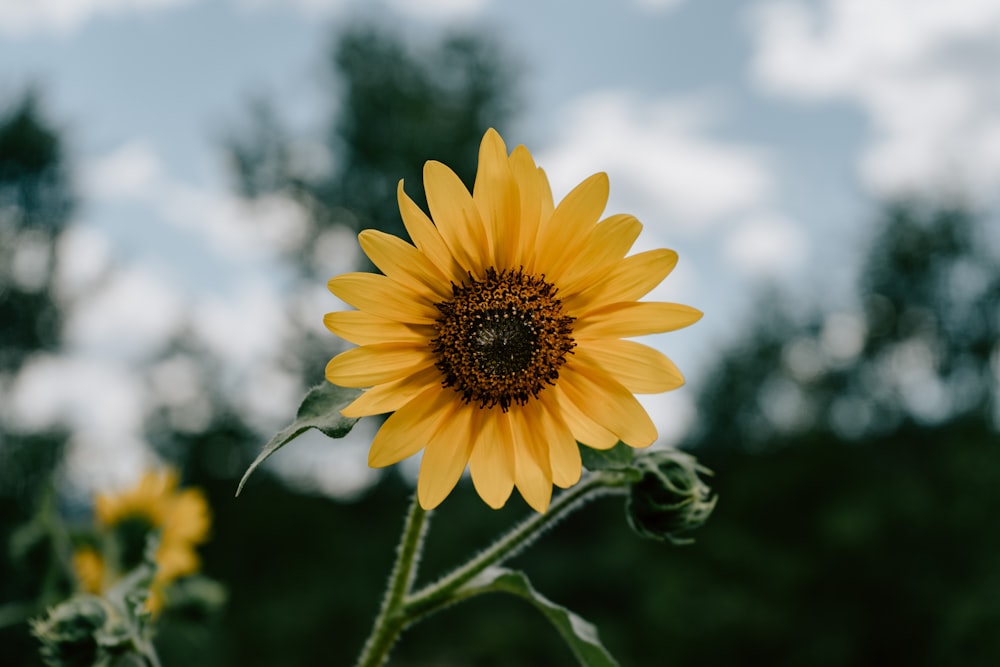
[74,468,211,613]
[325,129,701,513]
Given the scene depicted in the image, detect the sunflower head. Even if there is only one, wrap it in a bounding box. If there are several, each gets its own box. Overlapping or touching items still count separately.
[80,468,211,614]
[326,128,701,513]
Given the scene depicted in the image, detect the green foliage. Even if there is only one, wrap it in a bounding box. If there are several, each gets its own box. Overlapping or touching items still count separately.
[31,553,157,667]
[237,383,362,495]
[579,441,634,471]
[459,567,619,667]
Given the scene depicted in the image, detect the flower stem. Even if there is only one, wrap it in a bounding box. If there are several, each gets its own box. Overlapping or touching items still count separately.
[403,470,631,621]
[354,494,429,667]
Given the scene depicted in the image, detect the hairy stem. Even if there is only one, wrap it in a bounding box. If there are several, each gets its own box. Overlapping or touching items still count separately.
[404,470,631,621]
[354,494,429,667]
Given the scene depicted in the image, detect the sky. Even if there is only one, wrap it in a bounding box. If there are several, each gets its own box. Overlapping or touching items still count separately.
[3,0,1000,496]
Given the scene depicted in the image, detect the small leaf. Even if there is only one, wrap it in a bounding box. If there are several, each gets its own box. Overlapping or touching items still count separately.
[579,441,634,472]
[236,383,363,496]
[459,567,619,667]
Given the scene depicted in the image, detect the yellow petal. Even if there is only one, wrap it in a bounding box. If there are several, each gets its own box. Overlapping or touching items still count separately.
[473,129,519,270]
[509,145,543,268]
[328,273,439,324]
[536,395,582,488]
[368,386,452,467]
[574,341,685,394]
[558,361,658,448]
[340,366,443,418]
[417,403,476,510]
[424,160,489,276]
[565,248,678,312]
[469,408,515,509]
[548,384,620,450]
[325,343,434,388]
[156,544,199,580]
[510,403,553,513]
[324,311,434,346]
[358,229,451,300]
[72,548,105,594]
[533,172,609,281]
[557,214,643,295]
[162,489,210,544]
[397,180,462,284]
[574,302,703,339]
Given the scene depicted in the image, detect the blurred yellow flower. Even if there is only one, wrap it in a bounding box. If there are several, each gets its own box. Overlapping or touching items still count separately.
[73,468,211,613]
[72,546,105,594]
[325,129,701,513]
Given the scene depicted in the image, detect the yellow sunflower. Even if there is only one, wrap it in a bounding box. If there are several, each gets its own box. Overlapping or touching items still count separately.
[325,128,701,513]
[74,468,211,613]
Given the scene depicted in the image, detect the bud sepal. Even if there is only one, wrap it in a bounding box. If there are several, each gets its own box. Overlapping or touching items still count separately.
[626,449,717,545]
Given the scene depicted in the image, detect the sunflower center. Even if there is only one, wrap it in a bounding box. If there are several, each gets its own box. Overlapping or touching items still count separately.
[432,267,575,411]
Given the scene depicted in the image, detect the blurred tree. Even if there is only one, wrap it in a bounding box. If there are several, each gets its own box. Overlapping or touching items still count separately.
[0,90,76,510]
[687,202,999,452]
[226,21,517,281]
[0,91,75,663]
[0,92,72,373]
[671,201,1000,665]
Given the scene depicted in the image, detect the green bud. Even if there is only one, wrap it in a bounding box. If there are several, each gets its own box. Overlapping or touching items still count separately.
[31,592,149,667]
[31,595,113,667]
[626,449,717,545]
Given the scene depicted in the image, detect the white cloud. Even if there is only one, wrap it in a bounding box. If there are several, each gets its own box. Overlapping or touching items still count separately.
[722,211,808,278]
[537,91,774,232]
[387,0,488,20]
[55,224,114,302]
[8,354,156,493]
[233,0,488,21]
[0,0,194,37]
[191,278,289,368]
[79,141,162,200]
[64,264,185,360]
[81,141,310,260]
[634,0,685,13]
[750,0,1000,200]
[639,391,696,446]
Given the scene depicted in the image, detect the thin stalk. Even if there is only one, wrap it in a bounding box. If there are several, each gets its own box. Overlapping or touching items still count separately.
[354,494,429,667]
[404,470,631,620]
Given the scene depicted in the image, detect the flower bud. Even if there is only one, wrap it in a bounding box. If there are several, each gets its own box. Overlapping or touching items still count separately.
[626,449,717,544]
[31,595,117,667]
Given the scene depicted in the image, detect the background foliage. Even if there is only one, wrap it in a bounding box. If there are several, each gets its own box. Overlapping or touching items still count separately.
[1,20,998,667]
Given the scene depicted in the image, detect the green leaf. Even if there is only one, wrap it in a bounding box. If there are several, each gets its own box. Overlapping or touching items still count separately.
[236,383,363,496]
[459,567,619,667]
[579,441,634,472]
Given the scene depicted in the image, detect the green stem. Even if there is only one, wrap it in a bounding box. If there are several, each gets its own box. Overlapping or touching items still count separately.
[354,494,429,667]
[137,636,163,667]
[403,470,631,621]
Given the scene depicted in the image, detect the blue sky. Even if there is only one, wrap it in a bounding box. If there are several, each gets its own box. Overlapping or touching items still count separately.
[4,0,999,494]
